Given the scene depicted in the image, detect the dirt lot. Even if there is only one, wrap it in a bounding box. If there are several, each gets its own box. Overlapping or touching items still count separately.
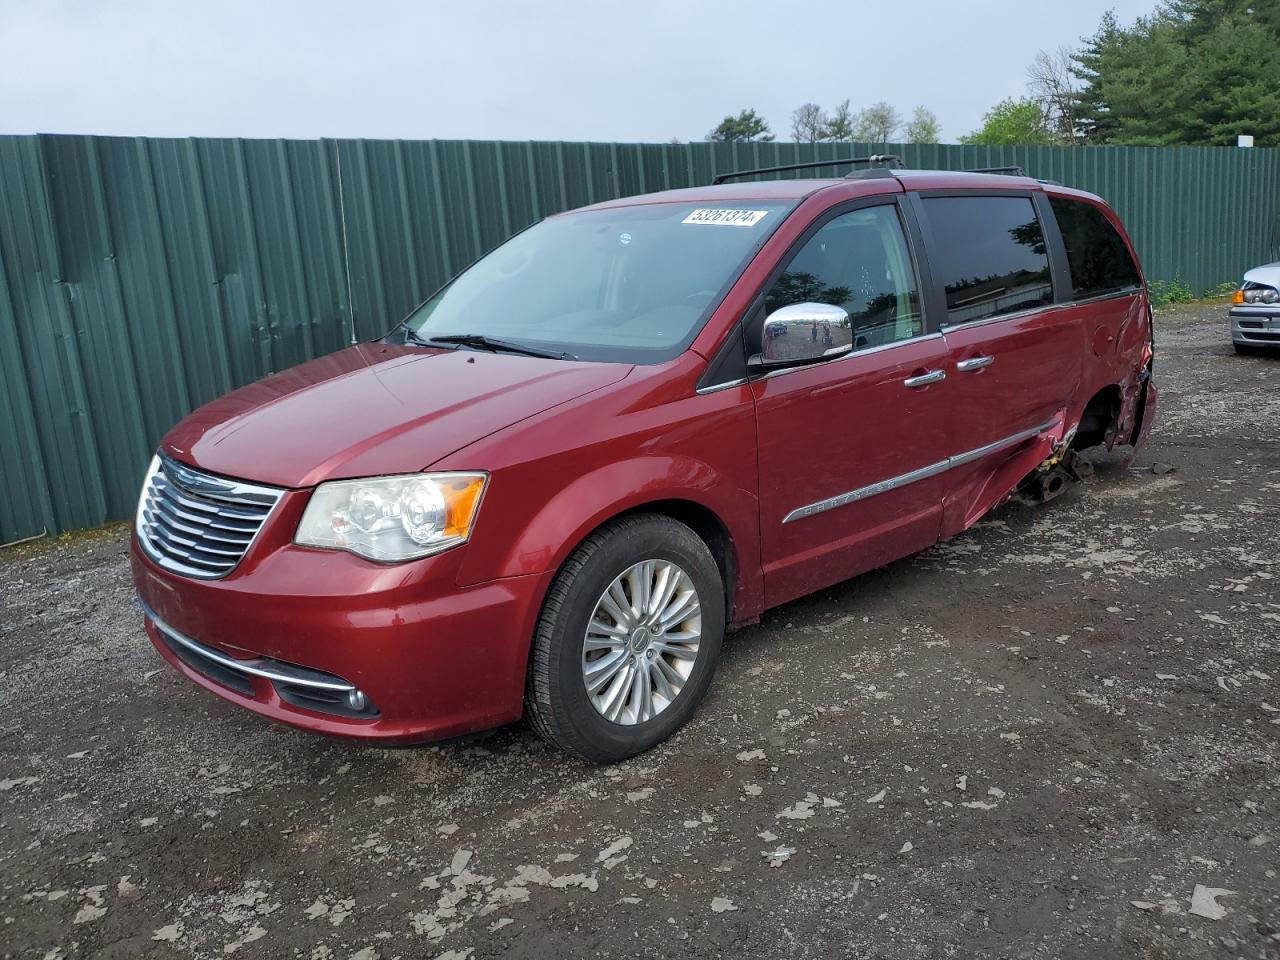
[1,301,1277,960]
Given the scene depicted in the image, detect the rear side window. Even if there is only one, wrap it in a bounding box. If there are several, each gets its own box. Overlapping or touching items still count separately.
[921,196,1053,325]
[1050,196,1141,299]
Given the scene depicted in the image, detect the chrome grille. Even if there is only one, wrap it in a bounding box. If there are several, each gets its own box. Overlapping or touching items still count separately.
[136,454,282,579]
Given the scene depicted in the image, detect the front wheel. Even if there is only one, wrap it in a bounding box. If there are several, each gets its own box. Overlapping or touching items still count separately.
[525,513,725,763]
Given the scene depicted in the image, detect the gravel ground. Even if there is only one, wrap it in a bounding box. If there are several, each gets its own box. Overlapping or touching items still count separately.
[1,301,1277,960]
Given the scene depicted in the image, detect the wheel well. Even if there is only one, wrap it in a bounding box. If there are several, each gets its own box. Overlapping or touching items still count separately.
[1072,385,1123,450]
[606,500,738,624]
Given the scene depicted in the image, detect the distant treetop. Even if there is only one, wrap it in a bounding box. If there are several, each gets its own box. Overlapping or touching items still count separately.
[706,109,775,143]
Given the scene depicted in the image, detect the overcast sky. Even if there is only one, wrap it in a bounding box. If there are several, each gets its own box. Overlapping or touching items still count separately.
[1,0,1154,144]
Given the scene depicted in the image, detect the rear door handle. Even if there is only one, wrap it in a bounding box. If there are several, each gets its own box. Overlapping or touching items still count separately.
[956,355,995,372]
[903,369,946,388]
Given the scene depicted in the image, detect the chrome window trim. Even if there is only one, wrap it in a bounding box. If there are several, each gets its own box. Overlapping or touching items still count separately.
[1067,285,1143,307]
[754,331,945,384]
[782,416,1059,523]
[939,286,1143,333]
[694,332,945,394]
[939,303,1059,333]
[141,602,356,694]
[695,377,749,396]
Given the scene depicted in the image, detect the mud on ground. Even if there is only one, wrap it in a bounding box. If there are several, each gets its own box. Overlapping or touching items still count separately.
[1,301,1277,959]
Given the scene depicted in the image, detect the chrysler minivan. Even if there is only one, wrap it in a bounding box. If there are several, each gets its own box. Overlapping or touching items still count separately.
[133,163,1156,762]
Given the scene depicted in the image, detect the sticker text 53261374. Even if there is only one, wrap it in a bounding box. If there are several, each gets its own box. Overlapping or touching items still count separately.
[682,209,770,227]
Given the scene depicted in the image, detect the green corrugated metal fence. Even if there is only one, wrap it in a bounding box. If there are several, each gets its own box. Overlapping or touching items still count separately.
[2,134,1278,542]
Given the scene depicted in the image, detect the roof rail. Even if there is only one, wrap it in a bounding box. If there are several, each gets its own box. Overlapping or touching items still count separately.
[966,165,1026,176]
[711,154,904,185]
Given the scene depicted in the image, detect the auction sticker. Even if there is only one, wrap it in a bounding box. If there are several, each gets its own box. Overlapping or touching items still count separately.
[682,208,769,226]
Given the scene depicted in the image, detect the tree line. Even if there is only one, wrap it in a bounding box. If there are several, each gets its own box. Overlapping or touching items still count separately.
[708,1,1279,148]
[707,102,941,146]
[967,0,1279,146]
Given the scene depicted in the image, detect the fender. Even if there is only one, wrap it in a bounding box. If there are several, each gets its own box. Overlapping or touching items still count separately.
[1102,297,1151,449]
[1130,376,1158,450]
[456,455,765,626]
[1109,368,1144,449]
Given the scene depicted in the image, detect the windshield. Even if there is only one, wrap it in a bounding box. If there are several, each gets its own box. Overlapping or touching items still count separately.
[398,200,795,363]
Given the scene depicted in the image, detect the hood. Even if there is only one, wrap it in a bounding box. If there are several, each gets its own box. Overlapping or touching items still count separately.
[1243,261,1280,289]
[163,343,632,488]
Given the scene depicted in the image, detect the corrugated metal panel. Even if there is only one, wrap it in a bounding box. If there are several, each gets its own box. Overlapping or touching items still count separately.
[2,134,1277,541]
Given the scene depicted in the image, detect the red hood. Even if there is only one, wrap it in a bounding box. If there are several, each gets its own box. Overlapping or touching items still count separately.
[162,343,632,488]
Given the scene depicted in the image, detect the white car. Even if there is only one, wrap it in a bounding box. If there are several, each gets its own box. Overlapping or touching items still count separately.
[1231,262,1280,355]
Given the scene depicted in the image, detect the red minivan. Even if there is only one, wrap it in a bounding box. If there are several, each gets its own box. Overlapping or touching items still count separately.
[132,164,1157,762]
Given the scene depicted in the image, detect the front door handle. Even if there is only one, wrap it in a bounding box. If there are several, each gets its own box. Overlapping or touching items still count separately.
[903,369,946,388]
[956,355,996,372]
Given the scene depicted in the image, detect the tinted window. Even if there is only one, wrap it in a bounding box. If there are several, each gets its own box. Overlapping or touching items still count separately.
[1050,196,1141,299]
[763,204,923,354]
[922,196,1053,325]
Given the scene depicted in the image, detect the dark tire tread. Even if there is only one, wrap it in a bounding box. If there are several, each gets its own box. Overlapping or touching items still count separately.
[524,512,720,762]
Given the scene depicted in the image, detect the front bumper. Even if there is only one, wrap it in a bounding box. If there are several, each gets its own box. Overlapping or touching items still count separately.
[132,523,550,745]
[1230,308,1280,348]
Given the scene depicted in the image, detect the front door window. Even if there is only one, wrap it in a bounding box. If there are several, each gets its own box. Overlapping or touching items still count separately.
[762,204,923,354]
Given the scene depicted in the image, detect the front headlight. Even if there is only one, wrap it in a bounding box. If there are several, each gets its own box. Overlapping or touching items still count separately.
[295,473,487,562]
[1242,286,1280,304]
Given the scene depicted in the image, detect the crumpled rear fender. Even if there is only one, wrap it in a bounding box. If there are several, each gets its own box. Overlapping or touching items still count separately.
[1129,373,1158,450]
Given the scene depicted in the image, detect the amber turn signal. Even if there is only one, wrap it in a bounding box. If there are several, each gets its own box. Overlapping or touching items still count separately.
[442,475,486,538]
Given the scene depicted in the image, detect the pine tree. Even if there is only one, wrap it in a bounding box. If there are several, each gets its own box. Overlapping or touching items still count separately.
[1072,2,1280,145]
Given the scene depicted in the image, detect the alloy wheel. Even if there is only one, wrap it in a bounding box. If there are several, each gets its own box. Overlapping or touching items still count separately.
[581,559,702,725]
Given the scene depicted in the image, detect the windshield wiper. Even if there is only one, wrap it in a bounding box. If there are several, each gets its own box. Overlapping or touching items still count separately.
[422,333,576,361]
[399,326,433,347]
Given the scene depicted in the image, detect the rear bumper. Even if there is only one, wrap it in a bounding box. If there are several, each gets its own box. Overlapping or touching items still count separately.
[132,530,550,744]
[1230,308,1280,347]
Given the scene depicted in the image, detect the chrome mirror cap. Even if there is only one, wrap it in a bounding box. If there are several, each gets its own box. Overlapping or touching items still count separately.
[756,302,853,367]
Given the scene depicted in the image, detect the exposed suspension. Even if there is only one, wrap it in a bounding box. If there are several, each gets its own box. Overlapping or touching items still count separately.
[1022,433,1094,503]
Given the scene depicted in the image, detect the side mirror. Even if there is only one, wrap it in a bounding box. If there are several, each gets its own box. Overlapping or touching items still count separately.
[749,302,853,370]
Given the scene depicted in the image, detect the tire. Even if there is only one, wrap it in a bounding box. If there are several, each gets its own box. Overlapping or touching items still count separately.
[525,513,725,763]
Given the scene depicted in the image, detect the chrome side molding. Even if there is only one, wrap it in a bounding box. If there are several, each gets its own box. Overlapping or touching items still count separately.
[782,417,1060,524]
